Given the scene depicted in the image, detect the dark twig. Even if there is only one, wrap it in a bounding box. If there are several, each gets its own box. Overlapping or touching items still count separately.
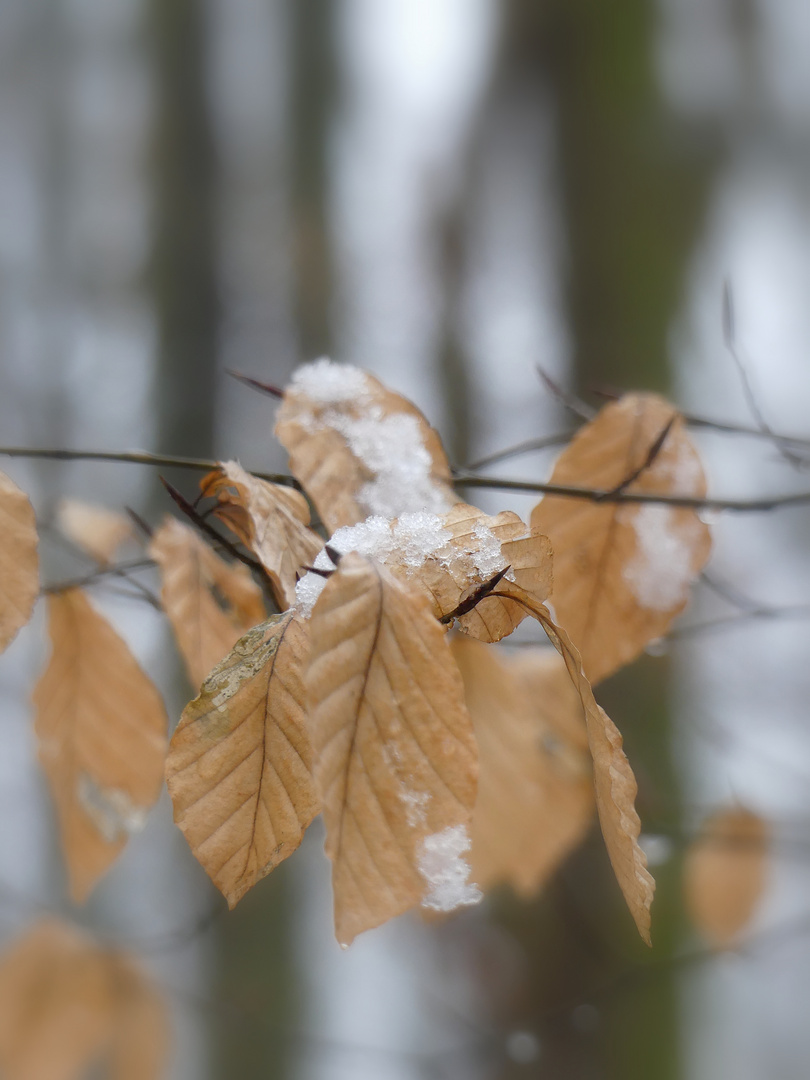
[159,477,274,590]
[125,506,153,540]
[536,364,596,421]
[464,431,575,471]
[226,370,284,399]
[42,557,156,595]
[440,566,511,624]
[668,603,810,641]
[597,416,676,499]
[723,281,806,468]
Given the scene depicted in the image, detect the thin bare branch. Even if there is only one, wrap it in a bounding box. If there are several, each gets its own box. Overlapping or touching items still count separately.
[597,416,676,499]
[42,557,156,595]
[226,370,285,399]
[536,364,596,421]
[464,431,575,470]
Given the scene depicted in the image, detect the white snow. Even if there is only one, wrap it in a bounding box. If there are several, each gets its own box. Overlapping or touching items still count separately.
[294,512,454,618]
[290,356,370,404]
[77,774,148,844]
[471,519,507,578]
[289,358,455,518]
[417,824,482,912]
[399,789,431,828]
[622,504,703,611]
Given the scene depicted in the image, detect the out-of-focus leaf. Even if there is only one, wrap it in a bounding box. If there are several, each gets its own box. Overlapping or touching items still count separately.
[149,516,266,688]
[55,499,133,565]
[490,583,655,944]
[452,637,593,897]
[683,806,769,947]
[0,470,39,655]
[530,393,711,684]
[200,460,323,608]
[167,612,318,908]
[275,359,455,531]
[308,552,480,945]
[33,590,168,902]
[0,921,168,1080]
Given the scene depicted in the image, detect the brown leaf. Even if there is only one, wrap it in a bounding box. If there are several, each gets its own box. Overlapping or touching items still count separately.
[166,611,318,908]
[530,394,711,684]
[452,637,594,897]
[275,359,456,531]
[199,460,323,608]
[683,806,769,947]
[0,921,169,1080]
[55,499,133,565]
[407,503,552,642]
[33,590,168,902]
[149,516,266,688]
[107,952,169,1080]
[0,470,39,655]
[308,552,480,945]
[491,584,655,944]
[0,920,116,1080]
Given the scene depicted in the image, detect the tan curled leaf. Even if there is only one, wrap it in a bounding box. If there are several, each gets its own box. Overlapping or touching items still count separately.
[167,611,318,908]
[275,358,456,531]
[0,470,39,654]
[33,590,168,903]
[683,807,769,948]
[452,637,593,897]
[0,920,117,1080]
[199,460,323,608]
[308,552,480,945]
[107,952,169,1080]
[531,393,711,684]
[492,584,655,943]
[149,516,266,688]
[55,499,133,565]
[412,503,552,642]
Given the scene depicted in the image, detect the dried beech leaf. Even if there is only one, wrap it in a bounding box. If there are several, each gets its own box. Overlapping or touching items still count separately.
[493,584,655,943]
[409,503,552,642]
[275,359,456,532]
[683,807,769,947]
[33,590,168,902]
[0,470,39,654]
[452,637,593,897]
[107,953,169,1080]
[167,611,318,907]
[200,460,323,608]
[0,920,117,1080]
[0,921,168,1080]
[308,552,480,945]
[149,516,266,688]
[55,499,133,565]
[531,394,711,684]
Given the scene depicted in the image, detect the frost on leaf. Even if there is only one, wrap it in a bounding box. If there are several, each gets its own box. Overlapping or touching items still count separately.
[307,552,479,945]
[275,358,456,532]
[167,611,318,908]
[490,584,655,944]
[683,807,769,947]
[418,825,481,912]
[33,590,168,903]
[199,460,323,609]
[55,498,133,566]
[0,470,39,655]
[292,503,553,645]
[0,920,168,1080]
[452,637,593,898]
[149,516,266,689]
[530,393,711,685]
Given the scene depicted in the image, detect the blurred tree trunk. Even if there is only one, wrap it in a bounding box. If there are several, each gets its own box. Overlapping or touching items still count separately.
[146,4,297,1077]
[485,4,717,1079]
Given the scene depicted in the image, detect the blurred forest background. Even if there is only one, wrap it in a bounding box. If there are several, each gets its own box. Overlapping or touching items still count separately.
[2,1,810,1078]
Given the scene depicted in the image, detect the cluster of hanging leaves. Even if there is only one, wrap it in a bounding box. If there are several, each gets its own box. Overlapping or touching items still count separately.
[2,356,760,1056]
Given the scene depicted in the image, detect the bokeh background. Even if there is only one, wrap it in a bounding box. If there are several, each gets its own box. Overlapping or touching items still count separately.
[2,1,810,1077]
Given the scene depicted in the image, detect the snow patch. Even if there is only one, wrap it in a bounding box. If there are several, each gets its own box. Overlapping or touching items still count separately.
[77,774,148,844]
[290,358,454,518]
[294,513,454,619]
[399,789,431,828]
[623,505,702,611]
[471,520,507,578]
[417,824,482,912]
[290,357,369,404]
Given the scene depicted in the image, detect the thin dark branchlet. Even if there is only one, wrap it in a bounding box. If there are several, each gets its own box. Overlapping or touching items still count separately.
[439,565,511,624]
